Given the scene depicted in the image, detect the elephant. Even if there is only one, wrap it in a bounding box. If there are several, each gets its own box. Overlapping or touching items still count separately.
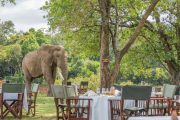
[22,44,68,96]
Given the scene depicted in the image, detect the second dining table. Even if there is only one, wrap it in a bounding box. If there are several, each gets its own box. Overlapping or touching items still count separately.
[79,92,134,120]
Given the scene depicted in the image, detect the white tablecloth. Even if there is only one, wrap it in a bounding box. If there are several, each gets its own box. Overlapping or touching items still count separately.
[128,116,180,120]
[1,88,28,111]
[80,95,133,120]
[80,95,114,120]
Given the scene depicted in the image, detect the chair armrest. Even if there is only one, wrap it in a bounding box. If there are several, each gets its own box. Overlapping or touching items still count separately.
[150,97,172,100]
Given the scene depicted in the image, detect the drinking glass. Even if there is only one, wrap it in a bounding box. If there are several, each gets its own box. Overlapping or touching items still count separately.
[96,88,100,95]
[102,88,106,94]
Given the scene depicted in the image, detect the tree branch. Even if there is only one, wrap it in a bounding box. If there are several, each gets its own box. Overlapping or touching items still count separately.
[119,0,160,58]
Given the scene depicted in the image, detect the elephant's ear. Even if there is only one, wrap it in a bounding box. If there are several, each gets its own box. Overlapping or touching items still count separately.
[39,44,53,53]
[38,44,54,66]
[52,46,65,56]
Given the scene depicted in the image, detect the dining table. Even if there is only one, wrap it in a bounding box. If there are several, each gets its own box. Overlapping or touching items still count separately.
[80,91,134,120]
[79,88,165,120]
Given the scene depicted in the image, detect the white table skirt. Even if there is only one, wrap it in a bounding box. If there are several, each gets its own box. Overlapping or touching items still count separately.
[128,116,180,120]
[80,95,133,120]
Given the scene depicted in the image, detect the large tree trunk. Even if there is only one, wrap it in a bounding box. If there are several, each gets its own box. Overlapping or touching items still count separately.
[99,0,111,88]
[110,0,160,84]
[167,61,180,84]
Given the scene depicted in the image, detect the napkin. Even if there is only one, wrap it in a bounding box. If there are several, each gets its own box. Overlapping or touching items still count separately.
[83,90,97,97]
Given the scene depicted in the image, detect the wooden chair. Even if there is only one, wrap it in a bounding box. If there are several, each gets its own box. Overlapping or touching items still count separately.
[149,84,177,116]
[63,85,92,120]
[67,97,92,120]
[51,85,68,120]
[1,83,25,119]
[27,83,39,116]
[66,85,78,97]
[172,86,180,115]
[120,86,152,120]
[109,99,121,120]
[79,81,88,94]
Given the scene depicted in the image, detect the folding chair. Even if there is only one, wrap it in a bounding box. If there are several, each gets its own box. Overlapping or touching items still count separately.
[149,84,177,116]
[121,86,152,120]
[67,97,92,120]
[65,85,92,120]
[109,99,121,120]
[51,85,68,120]
[1,83,25,119]
[27,83,39,116]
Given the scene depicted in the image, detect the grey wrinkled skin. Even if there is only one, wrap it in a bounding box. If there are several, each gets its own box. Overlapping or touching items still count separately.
[22,44,68,96]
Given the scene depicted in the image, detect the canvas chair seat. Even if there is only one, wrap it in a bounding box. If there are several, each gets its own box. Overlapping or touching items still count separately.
[149,84,177,116]
[124,107,146,111]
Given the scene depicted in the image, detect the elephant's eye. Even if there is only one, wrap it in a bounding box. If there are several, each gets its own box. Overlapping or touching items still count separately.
[56,48,61,51]
[56,54,60,57]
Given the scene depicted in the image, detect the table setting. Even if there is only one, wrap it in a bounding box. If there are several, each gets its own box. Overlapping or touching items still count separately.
[79,87,134,120]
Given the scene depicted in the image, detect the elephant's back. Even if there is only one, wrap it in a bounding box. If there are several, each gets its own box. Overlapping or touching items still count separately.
[22,51,39,65]
[22,51,42,77]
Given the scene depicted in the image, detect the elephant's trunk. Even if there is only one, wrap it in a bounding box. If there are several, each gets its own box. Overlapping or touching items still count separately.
[59,54,68,84]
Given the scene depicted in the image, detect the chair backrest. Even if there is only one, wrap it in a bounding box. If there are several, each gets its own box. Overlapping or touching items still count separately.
[65,85,77,97]
[2,83,25,93]
[80,81,88,88]
[153,86,162,92]
[175,86,180,95]
[113,85,122,91]
[51,85,67,99]
[67,82,72,86]
[31,83,39,92]
[163,84,177,98]
[122,86,152,100]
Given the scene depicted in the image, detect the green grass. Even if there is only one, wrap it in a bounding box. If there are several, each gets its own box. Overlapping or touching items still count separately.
[5,94,57,120]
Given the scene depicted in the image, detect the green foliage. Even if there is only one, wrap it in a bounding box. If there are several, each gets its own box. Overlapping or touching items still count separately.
[42,0,100,57]
[5,72,24,83]
[0,0,15,6]
[32,29,51,45]
[120,80,134,86]
[21,33,40,56]
[68,56,100,78]
[0,20,15,45]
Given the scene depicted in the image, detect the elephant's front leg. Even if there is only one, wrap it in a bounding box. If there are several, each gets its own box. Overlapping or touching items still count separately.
[23,67,32,93]
[42,66,54,96]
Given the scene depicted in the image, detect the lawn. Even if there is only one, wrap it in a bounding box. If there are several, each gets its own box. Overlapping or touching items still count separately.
[5,93,57,120]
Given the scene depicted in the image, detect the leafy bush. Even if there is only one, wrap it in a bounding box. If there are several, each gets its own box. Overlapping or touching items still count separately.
[5,73,24,83]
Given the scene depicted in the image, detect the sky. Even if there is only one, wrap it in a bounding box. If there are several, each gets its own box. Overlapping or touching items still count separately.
[0,0,48,32]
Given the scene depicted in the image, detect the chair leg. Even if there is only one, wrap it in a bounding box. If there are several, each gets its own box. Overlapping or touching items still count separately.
[33,104,35,116]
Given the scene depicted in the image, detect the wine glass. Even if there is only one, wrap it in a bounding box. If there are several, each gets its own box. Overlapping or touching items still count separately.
[102,88,106,94]
[96,88,100,95]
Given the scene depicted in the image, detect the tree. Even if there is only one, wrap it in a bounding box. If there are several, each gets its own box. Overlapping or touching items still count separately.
[43,0,160,87]
[108,0,160,86]
[0,20,15,45]
[0,0,15,6]
[141,0,180,83]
